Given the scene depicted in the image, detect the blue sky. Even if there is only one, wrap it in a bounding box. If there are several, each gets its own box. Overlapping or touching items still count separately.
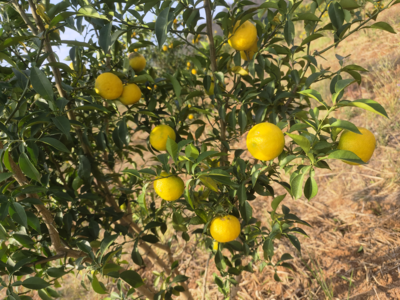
[51,1,224,62]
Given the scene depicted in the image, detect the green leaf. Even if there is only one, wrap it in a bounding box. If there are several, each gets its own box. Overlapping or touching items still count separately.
[0,223,9,239]
[38,290,53,300]
[103,263,122,275]
[185,144,199,160]
[166,73,182,105]
[326,119,361,134]
[47,267,68,278]
[196,151,220,163]
[13,233,34,247]
[122,169,141,178]
[284,18,294,46]
[39,137,70,153]
[99,22,112,53]
[328,2,345,30]
[12,202,28,228]
[304,176,318,200]
[137,183,149,214]
[271,194,286,211]
[295,13,320,21]
[287,234,301,253]
[363,22,396,34]
[337,99,388,118]
[238,108,247,135]
[240,201,252,223]
[263,238,274,259]
[0,172,13,183]
[77,240,92,254]
[300,33,324,46]
[77,6,109,20]
[19,153,41,182]
[100,234,118,258]
[0,53,16,67]
[327,150,366,164]
[298,89,328,108]
[131,249,144,266]
[166,137,178,163]
[155,5,170,48]
[22,277,50,290]
[335,79,355,94]
[238,183,247,205]
[49,12,76,28]
[215,250,226,271]
[30,67,54,101]
[0,36,32,51]
[52,116,71,136]
[286,133,311,153]
[119,270,144,288]
[92,273,107,294]
[339,0,361,10]
[291,173,305,199]
[172,275,189,283]
[57,40,98,49]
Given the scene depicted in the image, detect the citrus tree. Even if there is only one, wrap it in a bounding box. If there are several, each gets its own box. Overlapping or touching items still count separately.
[0,0,394,299]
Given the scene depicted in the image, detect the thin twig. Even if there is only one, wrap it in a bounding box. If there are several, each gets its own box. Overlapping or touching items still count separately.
[201,253,212,300]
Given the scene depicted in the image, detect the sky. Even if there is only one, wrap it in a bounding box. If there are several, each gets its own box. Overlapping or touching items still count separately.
[49,0,225,62]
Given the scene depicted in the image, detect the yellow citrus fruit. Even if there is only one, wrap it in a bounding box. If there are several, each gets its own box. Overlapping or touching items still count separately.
[128,53,146,73]
[210,215,241,243]
[149,125,176,151]
[94,73,123,100]
[188,104,192,108]
[162,45,168,51]
[69,62,86,74]
[173,19,178,24]
[246,122,285,161]
[191,69,197,75]
[154,172,184,201]
[240,40,258,61]
[187,62,191,67]
[206,81,215,96]
[188,114,194,120]
[119,84,142,105]
[169,43,173,49]
[338,127,376,165]
[228,20,257,51]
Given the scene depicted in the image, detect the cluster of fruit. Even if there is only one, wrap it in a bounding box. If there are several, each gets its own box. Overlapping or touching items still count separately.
[94,53,147,105]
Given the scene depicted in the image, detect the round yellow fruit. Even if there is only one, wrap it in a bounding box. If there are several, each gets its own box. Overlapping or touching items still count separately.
[149,125,176,151]
[128,53,146,73]
[188,104,192,108]
[240,40,258,61]
[154,172,185,201]
[162,45,168,51]
[188,114,194,120]
[338,127,376,165]
[210,215,241,243]
[94,73,124,100]
[246,122,285,161]
[228,20,257,51]
[119,84,142,105]
[187,62,191,67]
[191,69,197,75]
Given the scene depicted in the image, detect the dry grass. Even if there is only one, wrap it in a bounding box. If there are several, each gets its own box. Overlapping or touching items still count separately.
[8,5,400,300]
